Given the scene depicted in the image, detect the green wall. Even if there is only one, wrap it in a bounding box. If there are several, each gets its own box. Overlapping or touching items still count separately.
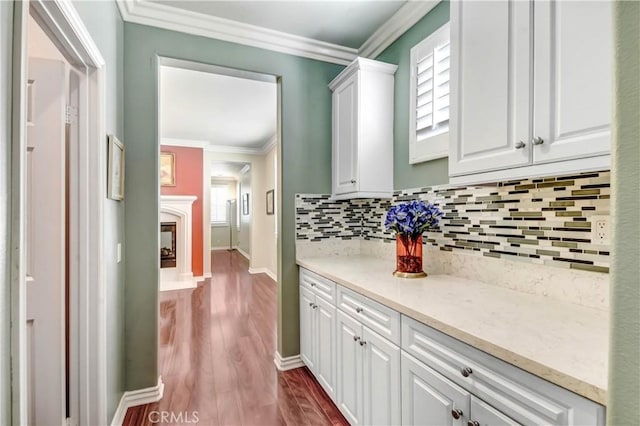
[123,22,343,388]
[608,1,640,423]
[72,0,126,421]
[377,1,450,189]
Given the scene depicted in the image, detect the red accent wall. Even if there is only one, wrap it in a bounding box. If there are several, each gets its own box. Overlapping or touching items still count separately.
[161,145,203,277]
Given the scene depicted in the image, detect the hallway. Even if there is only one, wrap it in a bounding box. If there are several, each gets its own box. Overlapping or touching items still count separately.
[124,250,347,425]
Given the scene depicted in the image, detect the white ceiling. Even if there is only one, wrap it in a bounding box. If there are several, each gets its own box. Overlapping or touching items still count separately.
[153,0,406,49]
[160,65,277,149]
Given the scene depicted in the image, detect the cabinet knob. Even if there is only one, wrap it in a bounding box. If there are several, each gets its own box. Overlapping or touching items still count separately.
[310,282,316,287]
[312,304,318,309]
[355,307,364,313]
[515,140,526,149]
[353,335,360,342]
[451,409,464,420]
[460,367,473,378]
[532,136,544,145]
[359,340,367,346]
[350,179,356,184]
[308,302,314,307]
[467,421,480,426]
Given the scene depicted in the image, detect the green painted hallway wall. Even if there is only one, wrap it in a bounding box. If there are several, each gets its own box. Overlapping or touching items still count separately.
[123,22,343,389]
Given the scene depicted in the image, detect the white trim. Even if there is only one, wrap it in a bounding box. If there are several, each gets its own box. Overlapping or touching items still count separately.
[193,276,206,283]
[162,137,278,155]
[117,0,356,65]
[110,377,165,426]
[359,1,442,58]
[449,155,611,186]
[236,247,250,260]
[204,272,212,279]
[212,245,238,251]
[12,1,108,425]
[248,267,277,282]
[273,352,305,371]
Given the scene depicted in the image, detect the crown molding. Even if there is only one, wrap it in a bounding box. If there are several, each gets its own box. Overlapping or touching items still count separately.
[117,0,357,65]
[161,136,276,155]
[359,0,441,58]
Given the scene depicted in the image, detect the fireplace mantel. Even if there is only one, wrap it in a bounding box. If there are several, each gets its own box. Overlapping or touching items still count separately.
[160,195,197,291]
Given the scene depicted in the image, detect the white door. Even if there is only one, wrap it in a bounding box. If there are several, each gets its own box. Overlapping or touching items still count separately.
[469,396,522,426]
[532,0,612,164]
[332,74,359,195]
[315,296,336,400]
[336,310,362,425]
[26,57,67,425]
[401,352,470,426]
[449,0,532,176]
[362,327,400,426]
[299,286,316,372]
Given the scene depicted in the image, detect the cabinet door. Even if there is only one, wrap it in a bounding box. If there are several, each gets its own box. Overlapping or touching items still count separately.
[300,287,316,372]
[336,310,363,425]
[315,296,337,400]
[450,0,532,176]
[362,327,401,426]
[332,74,359,195]
[469,396,522,426]
[533,0,611,164]
[401,352,470,426]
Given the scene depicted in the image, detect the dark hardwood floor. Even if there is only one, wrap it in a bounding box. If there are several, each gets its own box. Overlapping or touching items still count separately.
[124,250,348,426]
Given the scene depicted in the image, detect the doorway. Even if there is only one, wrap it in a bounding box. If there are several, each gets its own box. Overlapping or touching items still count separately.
[11,1,108,425]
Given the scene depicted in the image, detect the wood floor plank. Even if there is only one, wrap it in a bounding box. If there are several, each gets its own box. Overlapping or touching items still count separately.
[124,250,348,426]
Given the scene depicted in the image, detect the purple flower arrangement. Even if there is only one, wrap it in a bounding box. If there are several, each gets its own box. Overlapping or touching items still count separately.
[384,199,443,238]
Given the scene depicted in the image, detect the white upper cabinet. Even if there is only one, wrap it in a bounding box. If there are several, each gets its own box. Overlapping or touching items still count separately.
[450,0,612,183]
[330,58,397,200]
[450,0,533,176]
[532,0,612,164]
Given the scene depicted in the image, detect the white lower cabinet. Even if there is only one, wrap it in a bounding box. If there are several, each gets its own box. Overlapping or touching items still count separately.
[299,268,605,425]
[336,310,401,426]
[401,351,470,426]
[299,275,337,400]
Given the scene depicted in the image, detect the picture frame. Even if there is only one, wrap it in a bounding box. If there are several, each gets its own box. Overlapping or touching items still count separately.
[266,189,274,215]
[160,152,176,186]
[107,135,125,201]
[242,193,249,216]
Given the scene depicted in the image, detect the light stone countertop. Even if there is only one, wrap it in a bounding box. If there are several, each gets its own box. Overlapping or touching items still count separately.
[297,254,609,405]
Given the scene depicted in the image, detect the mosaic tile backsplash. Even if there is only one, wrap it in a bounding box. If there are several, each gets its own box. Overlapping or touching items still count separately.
[296,171,611,273]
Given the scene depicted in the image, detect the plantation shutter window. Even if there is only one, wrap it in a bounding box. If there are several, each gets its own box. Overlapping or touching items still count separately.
[410,22,451,164]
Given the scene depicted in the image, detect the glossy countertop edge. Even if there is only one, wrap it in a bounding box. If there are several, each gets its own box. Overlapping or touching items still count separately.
[297,255,608,406]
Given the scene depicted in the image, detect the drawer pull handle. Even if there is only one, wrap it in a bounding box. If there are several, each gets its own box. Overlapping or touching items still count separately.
[355,307,364,313]
[353,335,360,342]
[467,421,480,426]
[460,367,473,378]
[359,340,367,346]
[451,409,463,420]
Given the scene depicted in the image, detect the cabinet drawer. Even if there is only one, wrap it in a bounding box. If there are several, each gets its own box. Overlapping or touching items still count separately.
[402,316,605,426]
[300,268,336,304]
[337,286,400,345]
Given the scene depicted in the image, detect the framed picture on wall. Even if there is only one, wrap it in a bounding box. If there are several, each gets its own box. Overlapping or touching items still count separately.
[242,193,249,215]
[107,135,125,201]
[160,152,175,186]
[266,189,274,215]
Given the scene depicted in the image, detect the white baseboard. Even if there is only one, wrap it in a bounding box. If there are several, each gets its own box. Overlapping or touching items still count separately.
[204,272,212,279]
[160,279,198,292]
[211,245,238,250]
[248,267,277,282]
[273,351,305,371]
[110,376,164,426]
[237,247,250,260]
[194,275,206,283]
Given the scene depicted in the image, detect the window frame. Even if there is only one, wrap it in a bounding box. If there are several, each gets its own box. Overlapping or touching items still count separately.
[409,21,451,164]
[210,184,229,226]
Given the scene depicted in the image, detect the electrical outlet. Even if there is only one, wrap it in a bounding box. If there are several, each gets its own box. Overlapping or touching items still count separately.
[591,216,610,245]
